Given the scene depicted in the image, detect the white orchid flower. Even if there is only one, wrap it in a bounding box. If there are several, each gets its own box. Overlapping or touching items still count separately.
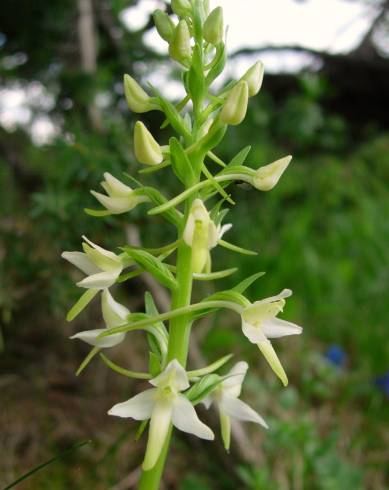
[183,199,231,274]
[70,289,128,348]
[203,361,268,450]
[108,359,214,470]
[241,289,302,386]
[90,172,149,215]
[62,236,123,289]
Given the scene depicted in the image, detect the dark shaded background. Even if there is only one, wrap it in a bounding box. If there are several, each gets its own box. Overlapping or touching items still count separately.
[1,0,388,488]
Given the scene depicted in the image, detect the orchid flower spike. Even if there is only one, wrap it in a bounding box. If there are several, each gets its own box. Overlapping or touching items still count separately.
[183,199,220,274]
[108,360,214,470]
[91,172,149,215]
[62,236,123,289]
[204,361,268,450]
[71,289,129,347]
[241,290,302,386]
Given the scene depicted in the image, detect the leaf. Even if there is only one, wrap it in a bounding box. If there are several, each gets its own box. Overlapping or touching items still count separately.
[228,146,251,167]
[3,441,91,490]
[188,354,233,378]
[124,248,177,290]
[149,351,161,377]
[84,208,111,217]
[187,44,206,104]
[169,137,195,186]
[193,268,237,281]
[218,239,258,256]
[204,290,250,307]
[206,43,226,85]
[202,163,234,204]
[66,289,99,322]
[186,374,223,405]
[141,186,183,227]
[156,93,191,140]
[232,271,266,294]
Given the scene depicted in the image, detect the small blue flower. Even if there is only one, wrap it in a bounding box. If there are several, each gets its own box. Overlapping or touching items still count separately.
[375,371,389,398]
[324,345,346,368]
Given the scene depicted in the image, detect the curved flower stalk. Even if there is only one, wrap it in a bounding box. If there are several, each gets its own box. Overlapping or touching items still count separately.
[203,361,268,450]
[61,1,304,488]
[108,360,214,470]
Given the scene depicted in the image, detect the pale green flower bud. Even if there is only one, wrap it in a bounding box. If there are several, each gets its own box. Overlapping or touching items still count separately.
[123,74,158,113]
[220,80,249,126]
[242,61,264,97]
[134,121,163,166]
[183,199,218,274]
[171,0,191,18]
[253,155,292,191]
[203,7,224,45]
[169,20,192,65]
[153,9,175,43]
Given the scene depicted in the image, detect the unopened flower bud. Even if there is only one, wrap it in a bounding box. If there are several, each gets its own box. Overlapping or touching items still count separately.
[242,61,264,97]
[220,81,249,126]
[169,20,192,65]
[134,121,163,165]
[204,7,224,45]
[123,74,158,113]
[153,9,175,43]
[171,0,191,18]
[253,156,292,191]
[183,199,218,274]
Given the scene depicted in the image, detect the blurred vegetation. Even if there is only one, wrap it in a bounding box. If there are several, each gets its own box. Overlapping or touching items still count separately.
[1,0,388,489]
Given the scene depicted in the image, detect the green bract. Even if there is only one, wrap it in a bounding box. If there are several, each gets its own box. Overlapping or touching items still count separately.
[61,1,303,488]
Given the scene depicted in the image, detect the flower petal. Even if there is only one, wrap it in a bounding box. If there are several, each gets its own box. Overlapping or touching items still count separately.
[70,328,125,348]
[219,407,231,451]
[103,172,133,197]
[220,396,268,428]
[172,394,214,440]
[91,191,135,214]
[61,251,99,275]
[150,359,189,391]
[82,236,122,270]
[262,318,302,339]
[242,319,267,344]
[77,269,120,289]
[108,388,157,420]
[143,400,172,470]
[102,289,129,328]
[222,361,248,398]
[253,289,292,305]
[257,340,288,386]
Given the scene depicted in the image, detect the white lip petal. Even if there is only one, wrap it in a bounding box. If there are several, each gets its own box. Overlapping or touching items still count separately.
[77,269,120,289]
[61,251,100,275]
[262,318,303,339]
[242,320,267,344]
[257,340,288,387]
[143,400,172,470]
[101,289,130,328]
[150,359,189,391]
[172,394,214,440]
[222,361,249,398]
[108,388,157,420]
[220,396,268,429]
[70,328,125,348]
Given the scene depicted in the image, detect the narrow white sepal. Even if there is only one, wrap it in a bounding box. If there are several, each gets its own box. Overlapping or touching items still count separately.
[108,388,157,420]
[172,394,214,440]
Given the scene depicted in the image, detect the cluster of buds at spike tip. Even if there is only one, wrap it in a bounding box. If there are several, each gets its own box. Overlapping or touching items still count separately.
[134,121,163,165]
[220,81,249,126]
[123,74,158,113]
[204,7,224,45]
[90,172,149,215]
